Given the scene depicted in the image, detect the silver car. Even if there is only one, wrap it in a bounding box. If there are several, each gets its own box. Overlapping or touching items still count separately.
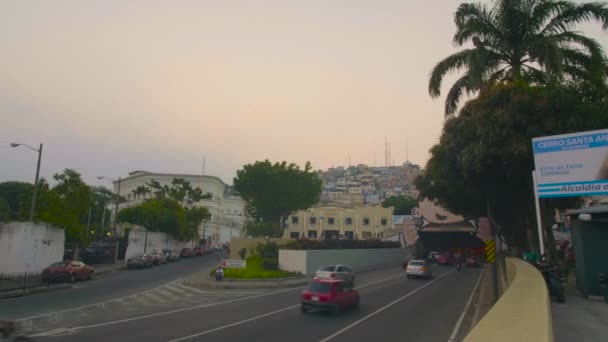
[314,265,355,284]
[405,260,432,279]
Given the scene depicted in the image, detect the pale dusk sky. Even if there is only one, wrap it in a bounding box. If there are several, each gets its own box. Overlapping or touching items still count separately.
[1,0,607,186]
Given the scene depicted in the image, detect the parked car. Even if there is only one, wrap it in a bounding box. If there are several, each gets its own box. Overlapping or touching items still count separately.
[427,251,440,262]
[181,248,195,258]
[301,278,359,315]
[150,251,167,265]
[436,254,453,266]
[79,247,112,264]
[127,254,154,269]
[193,247,206,256]
[314,265,355,284]
[405,260,432,279]
[465,256,481,267]
[42,261,94,283]
[164,249,181,262]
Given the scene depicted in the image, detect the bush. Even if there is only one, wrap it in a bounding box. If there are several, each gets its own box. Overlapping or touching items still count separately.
[263,258,278,270]
[238,248,247,260]
[283,239,400,250]
[209,255,294,279]
[256,242,279,259]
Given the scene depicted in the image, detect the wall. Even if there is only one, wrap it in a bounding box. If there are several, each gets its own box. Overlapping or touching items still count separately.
[229,237,291,260]
[125,228,193,260]
[464,257,553,342]
[279,248,407,275]
[0,222,65,273]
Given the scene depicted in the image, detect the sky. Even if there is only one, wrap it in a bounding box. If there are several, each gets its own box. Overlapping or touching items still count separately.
[1,0,607,186]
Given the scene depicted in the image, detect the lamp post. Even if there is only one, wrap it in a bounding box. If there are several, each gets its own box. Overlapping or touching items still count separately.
[10,143,43,221]
[98,176,122,270]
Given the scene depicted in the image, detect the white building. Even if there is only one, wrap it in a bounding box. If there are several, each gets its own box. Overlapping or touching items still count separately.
[114,170,246,245]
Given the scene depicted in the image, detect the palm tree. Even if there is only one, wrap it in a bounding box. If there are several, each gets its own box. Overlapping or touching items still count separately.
[429,0,608,115]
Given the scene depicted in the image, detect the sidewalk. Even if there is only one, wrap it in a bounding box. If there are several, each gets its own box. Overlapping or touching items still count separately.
[552,273,608,342]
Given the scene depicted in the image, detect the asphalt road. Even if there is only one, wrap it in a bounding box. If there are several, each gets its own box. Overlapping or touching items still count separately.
[0,252,225,320]
[31,264,482,342]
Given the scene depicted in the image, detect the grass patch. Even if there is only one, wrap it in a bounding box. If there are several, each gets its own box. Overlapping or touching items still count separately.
[210,256,296,279]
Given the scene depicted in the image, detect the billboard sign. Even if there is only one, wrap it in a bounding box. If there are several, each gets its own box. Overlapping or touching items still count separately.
[532,129,608,198]
[221,259,246,269]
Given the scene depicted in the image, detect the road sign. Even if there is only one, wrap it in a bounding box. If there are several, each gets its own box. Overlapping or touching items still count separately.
[221,259,246,269]
[485,240,496,263]
[532,129,608,198]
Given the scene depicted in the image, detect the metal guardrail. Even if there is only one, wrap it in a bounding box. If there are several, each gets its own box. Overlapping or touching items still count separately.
[0,272,46,292]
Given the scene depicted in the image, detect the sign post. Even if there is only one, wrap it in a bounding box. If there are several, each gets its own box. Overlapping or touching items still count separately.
[532,129,608,256]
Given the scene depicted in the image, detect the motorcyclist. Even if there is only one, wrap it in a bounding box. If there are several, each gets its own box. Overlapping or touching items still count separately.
[214,266,224,281]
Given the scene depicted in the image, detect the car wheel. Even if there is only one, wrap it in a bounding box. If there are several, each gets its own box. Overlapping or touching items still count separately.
[300,305,309,314]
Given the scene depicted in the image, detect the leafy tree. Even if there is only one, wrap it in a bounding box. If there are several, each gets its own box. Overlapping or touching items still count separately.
[415,83,608,252]
[0,198,10,222]
[381,196,418,215]
[39,169,93,244]
[146,178,210,205]
[429,0,608,114]
[185,206,210,238]
[0,181,33,221]
[233,160,322,236]
[244,222,279,238]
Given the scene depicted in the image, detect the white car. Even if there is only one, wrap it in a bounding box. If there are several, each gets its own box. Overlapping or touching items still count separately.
[405,260,432,279]
[314,265,355,284]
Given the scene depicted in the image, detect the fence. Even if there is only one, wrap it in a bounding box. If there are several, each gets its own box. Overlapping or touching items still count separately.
[0,271,46,292]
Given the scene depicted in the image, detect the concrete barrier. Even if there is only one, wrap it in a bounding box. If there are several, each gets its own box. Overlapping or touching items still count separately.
[0,222,65,273]
[464,257,553,342]
[279,248,407,275]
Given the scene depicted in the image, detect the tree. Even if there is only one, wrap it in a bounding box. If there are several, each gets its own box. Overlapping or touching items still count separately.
[381,196,418,215]
[39,169,93,244]
[415,83,608,252]
[429,0,608,114]
[244,222,279,238]
[185,206,211,239]
[233,160,322,236]
[146,178,209,205]
[0,181,34,221]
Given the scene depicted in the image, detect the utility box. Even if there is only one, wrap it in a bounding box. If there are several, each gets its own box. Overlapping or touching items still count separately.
[567,206,608,297]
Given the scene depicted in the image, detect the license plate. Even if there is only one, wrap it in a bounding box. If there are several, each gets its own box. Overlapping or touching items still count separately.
[311,296,319,301]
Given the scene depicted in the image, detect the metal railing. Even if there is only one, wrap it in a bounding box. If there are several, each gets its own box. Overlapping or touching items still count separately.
[0,271,46,292]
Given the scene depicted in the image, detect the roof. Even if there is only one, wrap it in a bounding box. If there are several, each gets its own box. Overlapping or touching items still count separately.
[122,170,227,186]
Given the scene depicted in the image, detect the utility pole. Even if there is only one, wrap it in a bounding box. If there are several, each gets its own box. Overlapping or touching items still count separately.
[113,177,122,270]
[30,143,43,221]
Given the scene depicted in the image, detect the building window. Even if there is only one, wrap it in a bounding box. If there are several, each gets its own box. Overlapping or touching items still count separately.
[363,217,370,225]
[345,217,353,225]
[309,217,316,224]
[291,216,299,224]
[362,231,372,239]
[308,231,317,239]
[328,217,335,225]
[290,232,300,239]
[381,218,388,226]
[344,231,354,240]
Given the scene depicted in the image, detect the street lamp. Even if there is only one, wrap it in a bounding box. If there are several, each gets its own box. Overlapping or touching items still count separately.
[97,176,122,269]
[10,143,43,221]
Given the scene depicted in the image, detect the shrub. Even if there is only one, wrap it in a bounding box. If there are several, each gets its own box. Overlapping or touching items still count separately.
[238,248,247,260]
[256,242,279,259]
[263,258,278,270]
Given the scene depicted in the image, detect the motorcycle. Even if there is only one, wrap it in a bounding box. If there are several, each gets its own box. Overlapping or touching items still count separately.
[535,262,566,303]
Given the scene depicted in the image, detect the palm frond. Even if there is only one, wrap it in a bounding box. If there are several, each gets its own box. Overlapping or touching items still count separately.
[453,3,503,46]
[530,0,574,32]
[541,2,608,35]
[444,73,476,115]
[551,31,605,59]
[429,49,475,98]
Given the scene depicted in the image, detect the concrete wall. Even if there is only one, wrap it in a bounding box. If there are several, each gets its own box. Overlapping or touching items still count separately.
[0,222,65,273]
[279,248,407,275]
[229,237,291,259]
[125,228,193,260]
[464,257,553,342]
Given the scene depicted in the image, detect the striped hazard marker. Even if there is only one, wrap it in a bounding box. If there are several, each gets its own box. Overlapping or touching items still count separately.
[485,240,496,263]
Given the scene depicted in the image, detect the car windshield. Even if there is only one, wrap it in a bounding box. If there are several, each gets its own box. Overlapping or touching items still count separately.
[308,282,331,293]
[319,266,336,272]
[409,261,424,266]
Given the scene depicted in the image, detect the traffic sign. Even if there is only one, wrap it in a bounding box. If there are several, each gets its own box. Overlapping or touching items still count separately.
[485,240,496,263]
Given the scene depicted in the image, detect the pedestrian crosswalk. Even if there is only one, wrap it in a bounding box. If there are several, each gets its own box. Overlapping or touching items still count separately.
[21,281,264,335]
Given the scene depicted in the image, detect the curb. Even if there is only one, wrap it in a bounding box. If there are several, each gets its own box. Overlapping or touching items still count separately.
[94,265,126,276]
[0,284,73,300]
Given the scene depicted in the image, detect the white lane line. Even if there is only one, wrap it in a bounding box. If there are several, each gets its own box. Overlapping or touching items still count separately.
[29,286,301,336]
[169,282,208,294]
[167,305,300,342]
[318,269,455,342]
[447,267,486,342]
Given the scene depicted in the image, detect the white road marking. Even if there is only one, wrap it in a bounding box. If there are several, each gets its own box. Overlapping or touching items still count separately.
[447,266,485,342]
[166,305,300,342]
[318,269,455,342]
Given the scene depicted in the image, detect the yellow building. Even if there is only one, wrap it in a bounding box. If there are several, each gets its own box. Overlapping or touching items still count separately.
[284,205,394,240]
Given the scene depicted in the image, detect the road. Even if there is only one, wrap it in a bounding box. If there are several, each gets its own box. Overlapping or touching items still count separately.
[0,252,225,320]
[26,264,482,342]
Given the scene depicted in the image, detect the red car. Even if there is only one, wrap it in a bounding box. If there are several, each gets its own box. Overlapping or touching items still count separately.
[193,247,207,256]
[181,248,195,258]
[300,278,359,315]
[436,254,453,266]
[465,256,481,267]
[42,261,94,283]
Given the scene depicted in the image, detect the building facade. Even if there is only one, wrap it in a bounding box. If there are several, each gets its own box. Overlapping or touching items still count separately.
[283,205,394,240]
[114,171,246,245]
